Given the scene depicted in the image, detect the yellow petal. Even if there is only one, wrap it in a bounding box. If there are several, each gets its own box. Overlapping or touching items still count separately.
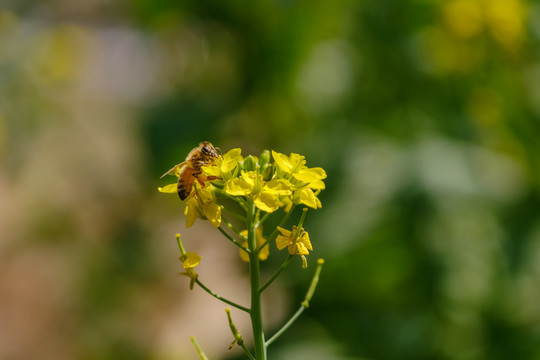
[256,227,269,261]
[272,151,305,173]
[222,148,243,173]
[296,242,310,256]
[185,199,198,228]
[203,202,221,228]
[240,171,257,187]
[239,243,250,262]
[254,192,280,213]
[264,179,293,195]
[277,226,291,237]
[287,243,297,255]
[299,187,319,209]
[308,179,326,190]
[258,243,269,261]
[202,162,221,177]
[183,252,201,269]
[158,183,178,193]
[225,177,253,196]
[272,151,293,172]
[301,232,313,251]
[276,234,290,250]
[294,167,327,182]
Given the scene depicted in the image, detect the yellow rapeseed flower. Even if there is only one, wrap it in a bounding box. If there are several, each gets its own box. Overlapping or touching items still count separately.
[272,151,326,209]
[225,170,292,213]
[276,226,313,268]
[202,148,243,180]
[180,251,201,289]
[185,184,221,228]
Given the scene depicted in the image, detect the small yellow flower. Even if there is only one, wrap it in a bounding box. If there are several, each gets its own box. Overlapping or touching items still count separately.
[185,184,221,228]
[225,171,292,213]
[272,151,306,174]
[239,227,269,262]
[276,226,313,268]
[202,148,243,179]
[272,150,327,188]
[272,150,326,209]
[180,252,201,289]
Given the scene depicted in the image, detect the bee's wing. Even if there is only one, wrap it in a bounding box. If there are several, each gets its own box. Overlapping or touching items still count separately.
[160,161,187,178]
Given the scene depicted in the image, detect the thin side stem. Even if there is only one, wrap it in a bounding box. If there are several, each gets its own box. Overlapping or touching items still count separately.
[258,255,293,295]
[224,192,248,211]
[217,226,249,253]
[225,308,256,360]
[258,211,270,225]
[190,336,209,360]
[222,217,247,239]
[265,258,325,347]
[238,342,256,360]
[265,304,305,347]
[195,278,250,313]
[221,205,246,222]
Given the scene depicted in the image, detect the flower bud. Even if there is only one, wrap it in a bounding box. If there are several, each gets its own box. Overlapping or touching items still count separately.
[242,155,258,172]
[259,150,271,168]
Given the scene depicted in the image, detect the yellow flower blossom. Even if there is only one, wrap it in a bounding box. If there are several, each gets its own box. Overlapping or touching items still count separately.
[276,226,313,268]
[272,150,327,188]
[272,151,326,209]
[202,148,243,179]
[225,170,292,213]
[185,184,221,228]
[239,227,269,262]
[180,251,201,289]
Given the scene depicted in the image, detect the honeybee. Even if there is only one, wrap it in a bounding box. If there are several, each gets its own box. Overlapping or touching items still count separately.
[161,141,220,200]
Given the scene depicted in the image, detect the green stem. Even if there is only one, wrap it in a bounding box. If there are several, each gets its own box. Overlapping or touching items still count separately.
[247,202,266,360]
[225,308,256,360]
[222,217,248,239]
[265,258,325,347]
[221,205,246,222]
[195,278,250,313]
[258,254,293,295]
[217,226,249,253]
[190,336,209,360]
[258,211,271,225]
[265,303,304,347]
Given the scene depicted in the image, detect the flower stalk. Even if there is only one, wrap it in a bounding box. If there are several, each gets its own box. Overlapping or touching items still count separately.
[247,203,267,360]
[160,144,328,359]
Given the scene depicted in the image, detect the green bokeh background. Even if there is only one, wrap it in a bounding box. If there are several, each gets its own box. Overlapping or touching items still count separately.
[1,0,540,359]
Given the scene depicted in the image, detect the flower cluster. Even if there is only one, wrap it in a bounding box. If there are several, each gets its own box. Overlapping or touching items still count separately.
[159,146,326,267]
[159,147,326,221]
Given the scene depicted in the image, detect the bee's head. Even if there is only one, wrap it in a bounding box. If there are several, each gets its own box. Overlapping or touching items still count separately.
[200,142,219,158]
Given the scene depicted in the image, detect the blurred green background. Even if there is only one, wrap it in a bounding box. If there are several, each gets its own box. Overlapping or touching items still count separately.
[1,0,540,359]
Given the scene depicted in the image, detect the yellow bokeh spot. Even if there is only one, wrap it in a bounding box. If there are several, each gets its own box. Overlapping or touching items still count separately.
[486,0,526,49]
[443,0,484,39]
